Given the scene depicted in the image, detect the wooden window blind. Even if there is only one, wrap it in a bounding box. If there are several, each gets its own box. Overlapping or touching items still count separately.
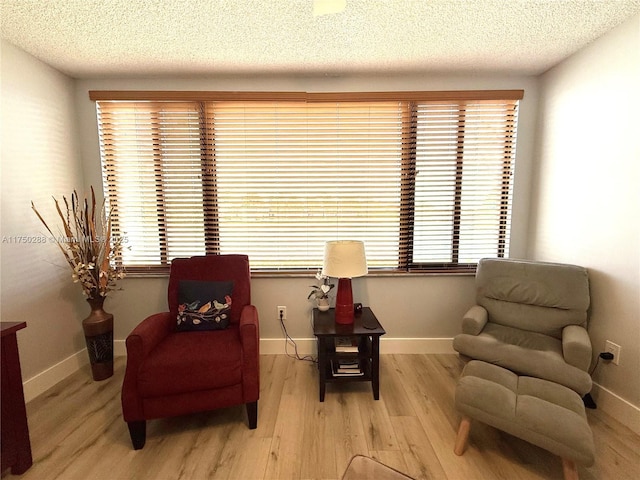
[97,102,208,267]
[93,90,522,273]
[411,100,519,267]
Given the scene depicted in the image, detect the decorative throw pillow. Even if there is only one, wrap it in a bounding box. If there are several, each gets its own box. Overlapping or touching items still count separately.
[176,280,234,331]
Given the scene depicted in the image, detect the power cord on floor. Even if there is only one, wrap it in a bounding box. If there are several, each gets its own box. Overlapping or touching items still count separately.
[279,310,317,364]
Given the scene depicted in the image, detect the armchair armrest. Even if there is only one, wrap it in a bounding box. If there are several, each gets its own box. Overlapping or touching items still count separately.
[562,325,592,372]
[239,305,259,354]
[238,304,260,401]
[125,312,174,361]
[122,312,174,421]
[461,305,488,335]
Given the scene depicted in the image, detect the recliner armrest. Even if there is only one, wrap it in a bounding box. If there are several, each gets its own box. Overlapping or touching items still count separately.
[239,305,259,358]
[125,312,174,361]
[239,304,260,401]
[562,325,592,372]
[122,311,174,421]
[461,305,488,335]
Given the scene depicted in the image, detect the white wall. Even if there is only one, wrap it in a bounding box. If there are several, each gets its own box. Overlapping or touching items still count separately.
[0,41,87,380]
[74,73,539,344]
[530,15,640,414]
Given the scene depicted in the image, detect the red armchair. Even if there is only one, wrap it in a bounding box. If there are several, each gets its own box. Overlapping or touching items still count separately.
[121,254,259,449]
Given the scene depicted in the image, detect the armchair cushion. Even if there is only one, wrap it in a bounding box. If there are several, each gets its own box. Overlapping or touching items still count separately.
[453,323,593,395]
[176,280,234,331]
[137,325,243,397]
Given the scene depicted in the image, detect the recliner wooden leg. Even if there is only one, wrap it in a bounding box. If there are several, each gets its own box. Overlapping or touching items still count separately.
[246,401,258,429]
[454,416,471,456]
[562,458,579,480]
[127,420,146,450]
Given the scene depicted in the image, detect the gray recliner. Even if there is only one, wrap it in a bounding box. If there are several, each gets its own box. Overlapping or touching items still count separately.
[453,258,593,395]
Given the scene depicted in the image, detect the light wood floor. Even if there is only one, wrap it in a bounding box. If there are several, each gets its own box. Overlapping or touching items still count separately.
[3,354,639,480]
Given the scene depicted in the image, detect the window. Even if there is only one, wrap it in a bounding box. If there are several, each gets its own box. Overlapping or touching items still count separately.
[92,90,522,273]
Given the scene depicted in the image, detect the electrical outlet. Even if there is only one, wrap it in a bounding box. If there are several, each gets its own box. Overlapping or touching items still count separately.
[277,305,287,321]
[605,340,621,365]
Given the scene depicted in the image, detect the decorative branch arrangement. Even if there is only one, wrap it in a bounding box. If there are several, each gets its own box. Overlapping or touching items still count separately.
[32,187,125,299]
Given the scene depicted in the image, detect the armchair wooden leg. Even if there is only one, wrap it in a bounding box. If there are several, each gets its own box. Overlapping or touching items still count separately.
[454,416,471,456]
[127,420,146,450]
[246,401,258,429]
[562,458,579,480]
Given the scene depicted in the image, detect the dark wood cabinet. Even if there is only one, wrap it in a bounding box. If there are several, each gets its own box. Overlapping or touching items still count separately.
[313,308,385,402]
[1,322,32,475]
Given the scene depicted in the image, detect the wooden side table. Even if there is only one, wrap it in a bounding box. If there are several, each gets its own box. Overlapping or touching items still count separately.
[1,322,32,475]
[313,307,385,402]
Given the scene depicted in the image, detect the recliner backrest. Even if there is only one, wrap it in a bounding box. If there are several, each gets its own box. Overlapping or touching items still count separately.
[476,258,590,338]
[167,254,251,325]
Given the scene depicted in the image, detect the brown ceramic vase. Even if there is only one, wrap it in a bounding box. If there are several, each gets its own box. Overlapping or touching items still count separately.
[82,297,114,381]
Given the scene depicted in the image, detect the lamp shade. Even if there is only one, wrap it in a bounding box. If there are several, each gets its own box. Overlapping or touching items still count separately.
[322,241,367,325]
[322,240,368,279]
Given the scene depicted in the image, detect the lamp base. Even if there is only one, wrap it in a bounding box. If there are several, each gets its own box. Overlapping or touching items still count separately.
[335,278,354,325]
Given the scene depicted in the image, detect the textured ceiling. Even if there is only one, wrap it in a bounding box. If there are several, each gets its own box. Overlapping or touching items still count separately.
[1,0,639,78]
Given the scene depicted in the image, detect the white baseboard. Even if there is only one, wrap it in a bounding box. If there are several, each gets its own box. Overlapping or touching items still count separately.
[260,337,317,355]
[114,339,127,356]
[380,337,456,354]
[22,350,89,403]
[22,340,128,403]
[591,381,640,436]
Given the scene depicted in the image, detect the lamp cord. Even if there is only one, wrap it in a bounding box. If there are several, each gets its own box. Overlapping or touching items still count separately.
[279,311,317,364]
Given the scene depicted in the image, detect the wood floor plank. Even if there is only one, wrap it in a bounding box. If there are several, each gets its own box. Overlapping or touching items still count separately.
[2,354,639,480]
[263,359,307,480]
[300,361,339,480]
[379,354,417,417]
[392,415,448,480]
[255,354,289,438]
[357,393,401,452]
[325,389,370,478]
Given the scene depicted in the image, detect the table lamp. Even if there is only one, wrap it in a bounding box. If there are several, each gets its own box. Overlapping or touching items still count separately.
[322,240,368,324]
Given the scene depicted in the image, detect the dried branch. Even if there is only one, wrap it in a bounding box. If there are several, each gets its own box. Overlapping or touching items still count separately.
[32,188,126,299]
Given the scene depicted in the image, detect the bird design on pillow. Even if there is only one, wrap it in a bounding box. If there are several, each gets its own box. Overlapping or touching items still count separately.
[177,295,232,326]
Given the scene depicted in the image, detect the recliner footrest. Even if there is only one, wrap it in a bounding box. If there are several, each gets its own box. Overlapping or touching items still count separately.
[454,360,594,477]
